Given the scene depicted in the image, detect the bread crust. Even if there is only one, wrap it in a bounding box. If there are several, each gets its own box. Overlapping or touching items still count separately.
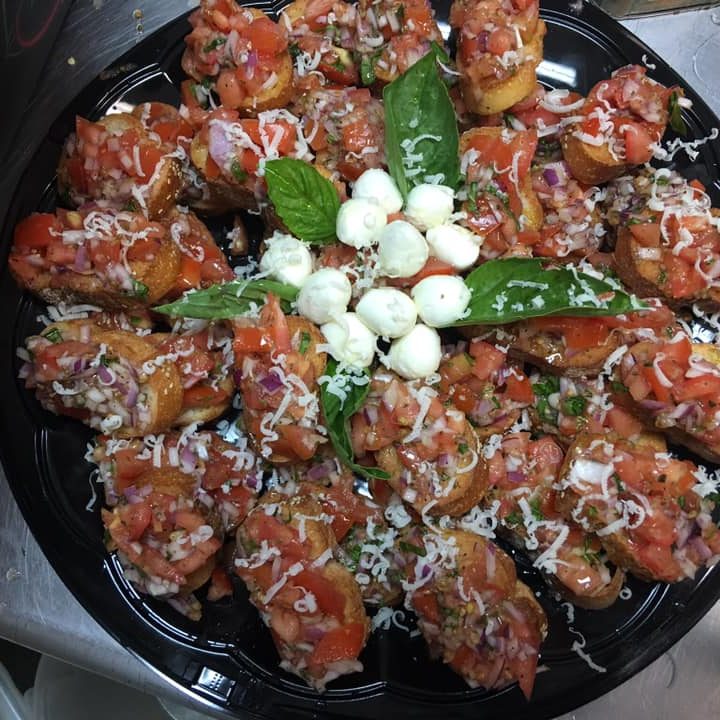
[560,128,629,186]
[459,21,546,116]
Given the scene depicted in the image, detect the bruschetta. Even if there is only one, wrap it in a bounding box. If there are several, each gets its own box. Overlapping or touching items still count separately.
[235,492,370,689]
[10,208,181,309]
[57,113,182,218]
[234,296,328,463]
[561,65,680,185]
[182,1,294,115]
[146,323,235,427]
[351,371,489,517]
[190,107,312,210]
[505,301,677,377]
[93,428,261,533]
[485,432,626,608]
[611,335,720,463]
[280,0,359,91]
[102,461,223,619]
[21,320,184,437]
[292,87,386,182]
[610,174,720,310]
[402,525,547,698]
[556,431,720,583]
[459,126,543,258]
[451,0,546,115]
[438,340,534,438]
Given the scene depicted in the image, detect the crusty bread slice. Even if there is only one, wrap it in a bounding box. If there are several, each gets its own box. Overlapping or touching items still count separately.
[459,20,546,116]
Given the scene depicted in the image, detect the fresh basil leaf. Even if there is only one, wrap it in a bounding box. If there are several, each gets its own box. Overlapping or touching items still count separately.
[668,91,687,136]
[448,258,646,326]
[320,358,390,481]
[264,158,340,244]
[131,279,149,299]
[383,43,460,198]
[154,279,298,319]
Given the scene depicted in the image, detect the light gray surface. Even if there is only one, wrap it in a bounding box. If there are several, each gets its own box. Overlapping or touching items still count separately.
[1,1,720,718]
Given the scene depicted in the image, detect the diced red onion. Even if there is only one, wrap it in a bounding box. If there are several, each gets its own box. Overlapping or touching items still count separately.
[259,371,284,394]
[638,399,666,411]
[307,462,331,481]
[543,168,560,186]
[688,536,713,561]
[506,470,526,484]
[363,405,379,425]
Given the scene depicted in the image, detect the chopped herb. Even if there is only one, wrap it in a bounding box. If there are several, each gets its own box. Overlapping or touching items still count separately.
[612,473,625,492]
[123,199,138,212]
[360,51,381,85]
[587,505,598,519]
[131,279,149,299]
[491,395,501,410]
[563,395,587,417]
[395,4,405,23]
[399,541,426,557]
[658,269,668,285]
[504,112,518,128]
[668,91,687,135]
[610,380,628,393]
[529,497,544,521]
[288,42,301,59]
[327,134,339,144]
[484,182,510,208]
[706,492,720,504]
[203,37,226,53]
[99,354,110,367]
[299,331,311,355]
[533,375,560,398]
[458,442,468,454]
[467,181,479,212]
[230,159,248,183]
[505,511,523,527]
[42,327,63,343]
[345,543,363,569]
[677,495,686,509]
[201,76,213,89]
[656,176,670,186]
[129,316,143,326]
[581,536,600,567]
[626,217,643,226]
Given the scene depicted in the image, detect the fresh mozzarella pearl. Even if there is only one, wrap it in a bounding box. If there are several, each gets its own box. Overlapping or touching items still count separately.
[259,232,313,288]
[411,275,471,327]
[425,223,482,270]
[297,268,352,324]
[336,198,387,249]
[377,220,428,278]
[356,288,417,338]
[404,184,455,230]
[352,169,403,214]
[388,324,442,380]
[321,313,377,368]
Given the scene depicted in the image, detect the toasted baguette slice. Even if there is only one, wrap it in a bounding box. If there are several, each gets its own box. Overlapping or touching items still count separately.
[58,113,183,219]
[459,21,546,116]
[614,224,720,311]
[459,126,543,232]
[560,129,631,186]
[377,419,489,517]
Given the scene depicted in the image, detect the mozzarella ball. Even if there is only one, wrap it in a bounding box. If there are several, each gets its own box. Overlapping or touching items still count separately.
[388,324,442,380]
[259,232,313,288]
[425,223,482,270]
[356,288,417,338]
[404,184,455,230]
[297,268,352,324]
[321,312,377,368]
[411,275,471,327]
[377,220,429,278]
[336,198,387,249]
[352,169,403,214]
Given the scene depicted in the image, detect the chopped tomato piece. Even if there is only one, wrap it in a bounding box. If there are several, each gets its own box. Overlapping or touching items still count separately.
[309,623,365,667]
[14,214,61,250]
[505,373,534,403]
[183,384,229,409]
[675,375,720,401]
[295,570,347,621]
[629,222,661,246]
[117,502,152,541]
[412,591,440,625]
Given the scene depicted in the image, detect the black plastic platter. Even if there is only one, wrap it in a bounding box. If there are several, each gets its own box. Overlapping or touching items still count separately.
[1,1,720,718]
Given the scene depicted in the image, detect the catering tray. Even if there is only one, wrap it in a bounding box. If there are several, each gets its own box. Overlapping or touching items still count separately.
[1,1,719,718]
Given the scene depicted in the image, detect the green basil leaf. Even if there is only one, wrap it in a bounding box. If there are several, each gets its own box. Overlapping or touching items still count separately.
[264,158,340,244]
[153,279,298,319]
[448,258,646,326]
[668,91,687,136]
[383,43,460,198]
[360,51,381,86]
[320,358,390,481]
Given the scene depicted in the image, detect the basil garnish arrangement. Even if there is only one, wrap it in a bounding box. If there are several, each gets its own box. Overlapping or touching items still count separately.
[383,43,460,198]
[263,158,341,244]
[320,358,389,481]
[154,279,298,319]
[448,258,646,326]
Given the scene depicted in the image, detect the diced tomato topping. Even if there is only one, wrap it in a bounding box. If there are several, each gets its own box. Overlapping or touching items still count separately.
[629,222,661,247]
[505,373,534,403]
[309,623,365,667]
[623,121,655,165]
[295,570,347,621]
[675,375,720,401]
[528,316,611,351]
[14,214,61,251]
[412,590,441,625]
[117,501,152,541]
[468,340,506,380]
[182,384,229,409]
